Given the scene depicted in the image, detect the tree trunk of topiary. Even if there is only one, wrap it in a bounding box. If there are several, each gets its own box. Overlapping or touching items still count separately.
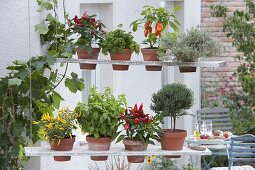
[173,116,177,132]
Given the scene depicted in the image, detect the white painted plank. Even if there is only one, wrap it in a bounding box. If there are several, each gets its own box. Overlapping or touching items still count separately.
[25,146,211,157]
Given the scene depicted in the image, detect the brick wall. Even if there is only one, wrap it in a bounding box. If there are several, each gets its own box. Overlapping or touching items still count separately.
[201,0,245,105]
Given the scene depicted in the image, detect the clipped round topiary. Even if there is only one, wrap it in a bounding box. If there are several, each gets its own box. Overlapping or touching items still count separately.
[150,83,194,131]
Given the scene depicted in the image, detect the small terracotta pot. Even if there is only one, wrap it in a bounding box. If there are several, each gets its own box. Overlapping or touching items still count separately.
[50,136,75,161]
[110,49,132,71]
[86,136,111,161]
[123,138,147,163]
[141,48,162,71]
[179,66,197,73]
[77,48,100,70]
[161,129,187,150]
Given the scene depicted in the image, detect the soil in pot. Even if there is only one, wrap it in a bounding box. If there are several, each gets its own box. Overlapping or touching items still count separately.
[110,49,132,71]
[77,48,100,70]
[141,48,162,71]
[86,136,111,161]
[179,66,197,73]
[123,138,147,163]
[50,136,75,161]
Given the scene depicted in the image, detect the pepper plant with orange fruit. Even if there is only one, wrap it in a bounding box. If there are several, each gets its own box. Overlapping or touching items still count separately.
[116,103,161,145]
[131,6,180,48]
[33,108,77,144]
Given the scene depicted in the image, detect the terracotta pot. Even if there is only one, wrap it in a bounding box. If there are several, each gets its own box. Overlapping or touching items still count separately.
[179,66,197,73]
[110,49,132,71]
[86,136,111,161]
[123,138,147,163]
[50,136,75,161]
[161,129,187,150]
[77,48,100,70]
[141,48,162,71]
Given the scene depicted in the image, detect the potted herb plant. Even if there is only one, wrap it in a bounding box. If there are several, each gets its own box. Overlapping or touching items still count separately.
[33,108,77,161]
[116,103,161,163]
[100,24,140,71]
[131,6,180,71]
[150,83,194,151]
[69,12,106,70]
[75,86,126,161]
[158,27,221,73]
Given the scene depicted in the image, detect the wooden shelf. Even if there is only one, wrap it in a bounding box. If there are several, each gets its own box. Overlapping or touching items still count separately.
[55,58,226,67]
[25,146,211,157]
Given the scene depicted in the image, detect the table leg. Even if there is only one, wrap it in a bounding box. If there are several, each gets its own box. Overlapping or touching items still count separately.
[202,155,217,170]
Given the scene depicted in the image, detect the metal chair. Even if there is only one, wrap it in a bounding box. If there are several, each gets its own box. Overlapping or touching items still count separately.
[197,107,232,169]
[210,134,255,170]
[197,107,232,132]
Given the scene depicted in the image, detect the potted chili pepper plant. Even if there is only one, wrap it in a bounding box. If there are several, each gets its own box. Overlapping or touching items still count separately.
[69,12,106,70]
[33,108,77,161]
[150,83,194,151]
[131,6,180,71]
[75,86,126,161]
[100,24,140,71]
[116,103,161,163]
[158,27,222,73]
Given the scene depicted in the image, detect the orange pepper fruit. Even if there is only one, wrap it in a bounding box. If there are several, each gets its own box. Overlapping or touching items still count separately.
[144,29,149,37]
[155,22,163,36]
[144,21,151,30]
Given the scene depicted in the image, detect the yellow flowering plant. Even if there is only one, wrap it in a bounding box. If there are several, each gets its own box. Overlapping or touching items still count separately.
[33,108,77,144]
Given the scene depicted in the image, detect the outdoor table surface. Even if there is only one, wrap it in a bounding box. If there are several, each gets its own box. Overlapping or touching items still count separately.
[24,145,212,157]
[185,136,231,145]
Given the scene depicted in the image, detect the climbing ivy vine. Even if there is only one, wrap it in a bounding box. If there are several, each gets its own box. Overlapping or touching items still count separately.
[0,0,84,169]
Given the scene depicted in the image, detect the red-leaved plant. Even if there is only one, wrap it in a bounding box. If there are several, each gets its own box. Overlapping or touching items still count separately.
[116,103,161,145]
[69,12,106,51]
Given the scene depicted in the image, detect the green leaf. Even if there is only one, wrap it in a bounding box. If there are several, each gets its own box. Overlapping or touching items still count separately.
[52,92,64,109]
[8,78,22,86]
[64,72,85,93]
[46,13,54,22]
[35,23,49,35]
[173,6,181,12]
[116,134,125,143]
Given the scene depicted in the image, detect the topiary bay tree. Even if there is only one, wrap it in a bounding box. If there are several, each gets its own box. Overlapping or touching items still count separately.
[151,83,194,131]
[150,83,194,150]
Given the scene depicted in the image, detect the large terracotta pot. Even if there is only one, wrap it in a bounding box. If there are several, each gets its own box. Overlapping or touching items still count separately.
[161,129,187,150]
[110,49,132,71]
[50,136,75,161]
[76,48,100,70]
[123,138,147,163]
[141,48,162,71]
[86,136,111,161]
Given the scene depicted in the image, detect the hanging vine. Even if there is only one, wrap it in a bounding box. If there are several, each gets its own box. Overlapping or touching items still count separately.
[0,0,85,169]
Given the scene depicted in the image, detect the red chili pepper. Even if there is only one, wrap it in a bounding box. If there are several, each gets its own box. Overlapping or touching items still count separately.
[91,18,96,27]
[138,103,143,111]
[77,23,84,27]
[133,112,139,118]
[134,118,140,124]
[133,104,138,112]
[74,15,80,24]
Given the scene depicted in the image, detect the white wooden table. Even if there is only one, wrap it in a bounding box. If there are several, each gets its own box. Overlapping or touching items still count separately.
[25,145,211,157]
